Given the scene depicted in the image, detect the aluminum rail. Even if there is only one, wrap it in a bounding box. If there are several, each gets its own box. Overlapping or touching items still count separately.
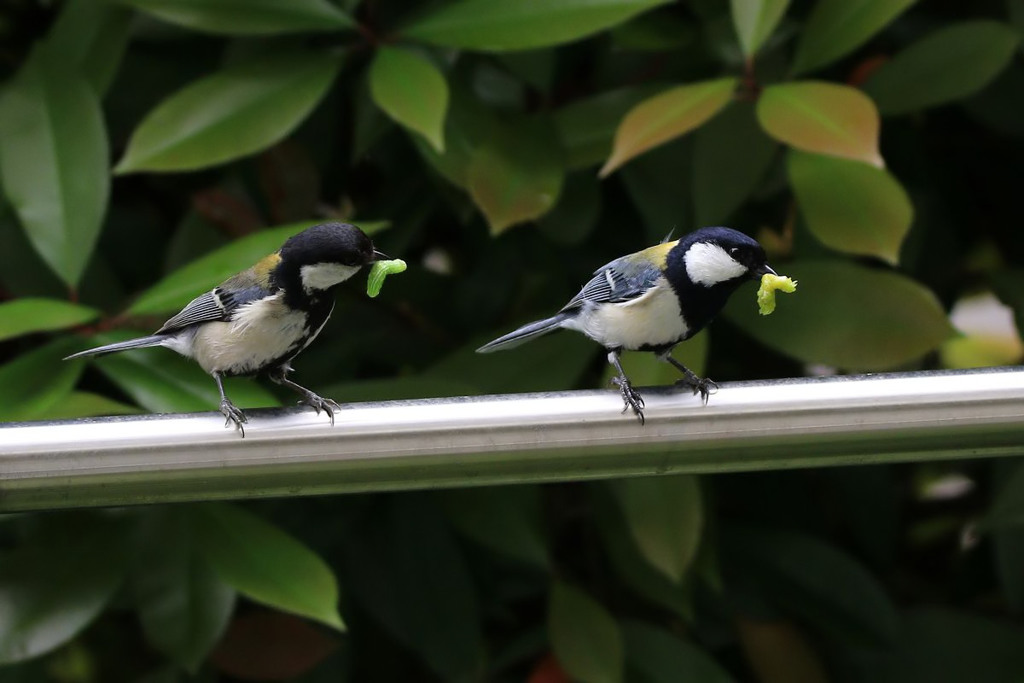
[1,368,1022,512]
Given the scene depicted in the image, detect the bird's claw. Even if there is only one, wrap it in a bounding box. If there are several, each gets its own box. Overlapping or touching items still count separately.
[675,375,718,406]
[220,398,248,437]
[612,376,646,425]
[298,393,342,426]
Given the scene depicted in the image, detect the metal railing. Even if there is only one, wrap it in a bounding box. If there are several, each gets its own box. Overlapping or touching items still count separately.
[1,367,1022,512]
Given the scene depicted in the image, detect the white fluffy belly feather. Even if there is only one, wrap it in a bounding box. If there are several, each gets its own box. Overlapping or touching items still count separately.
[565,280,689,350]
[189,294,310,374]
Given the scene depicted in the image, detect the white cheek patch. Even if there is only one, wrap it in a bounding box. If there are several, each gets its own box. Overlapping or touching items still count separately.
[684,242,748,286]
[300,263,361,292]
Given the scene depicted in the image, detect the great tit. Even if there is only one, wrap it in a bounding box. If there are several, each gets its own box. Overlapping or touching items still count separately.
[65,222,387,436]
[477,226,775,423]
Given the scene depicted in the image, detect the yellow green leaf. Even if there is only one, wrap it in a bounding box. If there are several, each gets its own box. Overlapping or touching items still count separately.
[757,81,883,167]
[466,117,563,234]
[600,78,737,176]
[788,150,911,263]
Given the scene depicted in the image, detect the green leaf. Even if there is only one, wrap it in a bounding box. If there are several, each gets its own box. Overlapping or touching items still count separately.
[411,86,495,188]
[340,494,482,680]
[724,261,955,371]
[549,582,624,683]
[132,508,236,672]
[864,608,1024,683]
[439,486,549,569]
[622,621,735,683]
[0,48,109,287]
[403,0,672,52]
[987,462,1024,528]
[45,0,133,96]
[757,81,883,166]
[609,476,702,584]
[553,84,667,170]
[989,462,1024,613]
[115,0,354,35]
[723,527,899,648]
[193,503,344,630]
[593,486,693,620]
[91,332,280,413]
[0,338,83,421]
[0,516,128,663]
[0,298,98,342]
[788,150,912,264]
[600,78,737,176]
[129,223,312,315]
[730,0,790,58]
[792,0,917,75]
[693,103,778,226]
[466,116,564,234]
[863,21,1020,116]
[369,47,449,153]
[115,50,342,173]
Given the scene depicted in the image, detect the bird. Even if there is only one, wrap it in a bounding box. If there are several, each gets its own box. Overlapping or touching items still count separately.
[477,226,775,423]
[65,222,387,436]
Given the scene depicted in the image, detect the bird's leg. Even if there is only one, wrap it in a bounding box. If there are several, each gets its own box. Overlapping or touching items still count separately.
[269,365,341,426]
[607,351,645,425]
[213,372,247,437]
[662,354,718,406]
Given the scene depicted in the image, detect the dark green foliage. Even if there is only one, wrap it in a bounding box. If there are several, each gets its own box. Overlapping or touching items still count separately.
[1,0,1024,680]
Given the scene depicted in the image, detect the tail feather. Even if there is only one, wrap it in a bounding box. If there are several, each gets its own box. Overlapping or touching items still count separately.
[477,314,570,353]
[64,334,170,361]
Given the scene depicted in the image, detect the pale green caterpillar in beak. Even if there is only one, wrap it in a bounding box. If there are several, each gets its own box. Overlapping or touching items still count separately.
[757,273,797,315]
[367,259,408,297]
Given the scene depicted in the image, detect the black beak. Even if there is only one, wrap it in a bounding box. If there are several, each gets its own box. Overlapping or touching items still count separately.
[755,263,777,277]
[372,249,390,262]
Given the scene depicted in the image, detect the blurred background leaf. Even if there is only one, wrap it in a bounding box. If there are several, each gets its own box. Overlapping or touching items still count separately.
[402,0,673,51]
[864,20,1019,116]
[193,503,344,631]
[115,50,342,173]
[114,0,355,35]
[548,582,623,683]
[0,48,109,287]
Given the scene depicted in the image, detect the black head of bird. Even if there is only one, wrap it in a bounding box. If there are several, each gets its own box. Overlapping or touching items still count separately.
[65,222,387,436]
[477,226,774,424]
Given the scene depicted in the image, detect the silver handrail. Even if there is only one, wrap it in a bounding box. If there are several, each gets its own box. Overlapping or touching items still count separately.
[1,368,1022,511]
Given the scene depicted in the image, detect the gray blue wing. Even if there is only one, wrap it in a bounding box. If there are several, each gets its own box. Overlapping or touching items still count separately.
[155,284,271,333]
[561,254,662,311]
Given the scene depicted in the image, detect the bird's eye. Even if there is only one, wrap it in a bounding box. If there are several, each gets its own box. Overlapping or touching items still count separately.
[729,247,739,254]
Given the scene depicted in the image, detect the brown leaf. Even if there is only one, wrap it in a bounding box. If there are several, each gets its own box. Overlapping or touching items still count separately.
[211,610,339,681]
[735,616,830,683]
